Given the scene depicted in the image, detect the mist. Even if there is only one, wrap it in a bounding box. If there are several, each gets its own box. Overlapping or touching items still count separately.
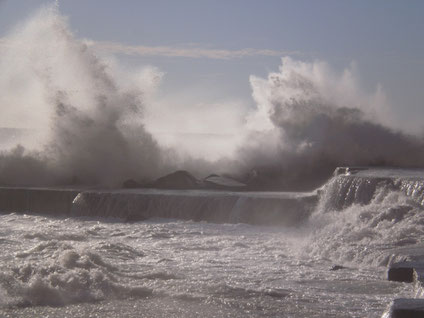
[236,58,424,189]
[0,5,169,186]
[1,5,424,189]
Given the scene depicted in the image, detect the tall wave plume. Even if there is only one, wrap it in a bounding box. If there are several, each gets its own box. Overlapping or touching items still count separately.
[0,5,170,187]
[237,57,424,190]
[1,5,424,190]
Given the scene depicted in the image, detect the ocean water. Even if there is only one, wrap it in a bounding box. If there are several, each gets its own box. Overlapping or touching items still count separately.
[0,170,422,317]
[1,4,424,317]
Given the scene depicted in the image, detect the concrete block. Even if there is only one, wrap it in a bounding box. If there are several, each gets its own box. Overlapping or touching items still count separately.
[384,298,424,318]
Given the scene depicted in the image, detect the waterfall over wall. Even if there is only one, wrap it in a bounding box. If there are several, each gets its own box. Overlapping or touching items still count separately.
[302,167,424,267]
[1,167,424,227]
[70,191,316,225]
[318,167,424,211]
[0,187,316,226]
[400,179,424,206]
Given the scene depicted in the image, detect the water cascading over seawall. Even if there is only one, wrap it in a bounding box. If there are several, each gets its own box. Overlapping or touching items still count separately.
[307,167,424,269]
[1,167,424,226]
[318,167,424,211]
[0,187,316,226]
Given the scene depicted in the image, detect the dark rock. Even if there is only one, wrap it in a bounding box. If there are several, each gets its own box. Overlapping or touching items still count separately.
[150,170,199,190]
[330,265,346,271]
[122,179,142,188]
[205,174,220,179]
[264,288,290,298]
[203,174,246,190]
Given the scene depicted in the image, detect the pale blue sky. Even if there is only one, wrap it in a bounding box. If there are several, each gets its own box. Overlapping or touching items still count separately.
[1,0,424,131]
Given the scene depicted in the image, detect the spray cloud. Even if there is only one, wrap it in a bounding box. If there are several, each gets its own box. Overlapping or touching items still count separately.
[1,5,424,190]
[237,57,424,189]
[0,5,168,186]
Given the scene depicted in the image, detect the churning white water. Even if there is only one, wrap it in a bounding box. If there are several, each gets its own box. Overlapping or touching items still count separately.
[1,168,423,317]
[0,214,411,318]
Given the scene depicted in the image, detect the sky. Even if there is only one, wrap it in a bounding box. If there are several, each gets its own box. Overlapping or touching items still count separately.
[0,0,424,134]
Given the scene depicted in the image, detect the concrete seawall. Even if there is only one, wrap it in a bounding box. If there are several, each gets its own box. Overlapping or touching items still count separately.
[0,187,79,215]
[0,187,317,226]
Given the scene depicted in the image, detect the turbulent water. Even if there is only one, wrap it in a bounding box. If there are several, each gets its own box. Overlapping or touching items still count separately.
[0,168,423,317]
[1,4,424,318]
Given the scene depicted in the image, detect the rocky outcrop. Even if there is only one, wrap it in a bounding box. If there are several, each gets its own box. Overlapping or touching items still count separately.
[148,170,200,190]
[330,265,347,271]
[124,171,249,191]
[203,174,246,190]
[122,179,142,189]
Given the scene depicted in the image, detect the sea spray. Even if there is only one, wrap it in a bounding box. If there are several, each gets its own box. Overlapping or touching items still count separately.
[237,58,424,189]
[0,5,168,186]
[1,5,424,189]
[302,172,424,267]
